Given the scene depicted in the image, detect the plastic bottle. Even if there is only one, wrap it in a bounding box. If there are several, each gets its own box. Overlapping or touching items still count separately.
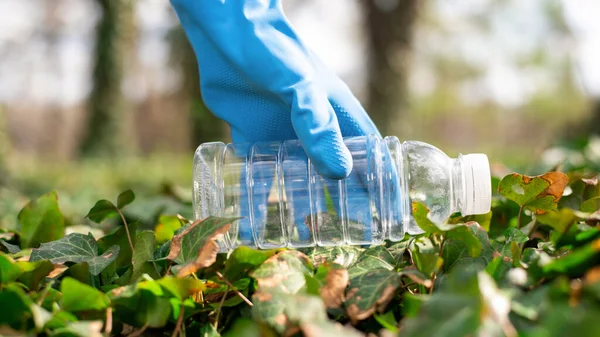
[193,135,491,251]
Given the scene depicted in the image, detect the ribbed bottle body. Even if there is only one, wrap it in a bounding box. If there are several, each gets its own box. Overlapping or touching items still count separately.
[193,135,409,251]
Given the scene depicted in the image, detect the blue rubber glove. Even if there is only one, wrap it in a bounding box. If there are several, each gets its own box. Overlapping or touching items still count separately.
[171,0,380,179]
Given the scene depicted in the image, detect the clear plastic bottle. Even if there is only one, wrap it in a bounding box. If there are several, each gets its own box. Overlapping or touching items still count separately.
[193,135,491,251]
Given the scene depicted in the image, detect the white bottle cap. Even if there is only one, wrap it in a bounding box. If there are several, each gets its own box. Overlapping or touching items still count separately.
[461,154,492,215]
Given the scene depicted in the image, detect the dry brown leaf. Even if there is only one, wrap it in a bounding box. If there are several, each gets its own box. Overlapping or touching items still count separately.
[536,172,569,204]
[166,219,203,261]
[346,283,398,323]
[319,267,349,308]
[176,224,230,277]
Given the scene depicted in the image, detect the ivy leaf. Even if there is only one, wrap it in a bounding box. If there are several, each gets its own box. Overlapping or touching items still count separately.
[251,250,313,294]
[498,172,568,214]
[543,238,600,276]
[581,197,600,213]
[154,215,183,244]
[167,216,240,265]
[17,259,54,290]
[223,246,281,281]
[0,239,20,254]
[442,222,495,273]
[18,191,65,248]
[347,245,395,278]
[345,268,402,323]
[412,202,460,233]
[410,238,443,277]
[131,231,159,280]
[401,270,515,337]
[97,222,138,269]
[0,253,22,283]
[305,262,348,309]
[109,276,203,328]
[85,200,118,223]
[251,293,326,333]
[308,246,362,268]
[30,233,119,276]
[0,283,44,331]
[175,222,231,277]
[536,208,578,233]
[60,277,110,312]
[117,189,135,209]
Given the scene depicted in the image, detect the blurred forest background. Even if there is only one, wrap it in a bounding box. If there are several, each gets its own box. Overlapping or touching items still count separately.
[1,0,600,227]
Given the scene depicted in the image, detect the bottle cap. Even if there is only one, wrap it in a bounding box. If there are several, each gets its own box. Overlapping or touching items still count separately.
[461,154,492,215]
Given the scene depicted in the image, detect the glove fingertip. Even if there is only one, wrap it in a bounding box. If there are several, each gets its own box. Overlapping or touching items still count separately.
[310,138,353,180]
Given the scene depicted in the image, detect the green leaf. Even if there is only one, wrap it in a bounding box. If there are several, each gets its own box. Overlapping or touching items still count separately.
[168,216,240,265]
[109,283,171,328]
[60,277,109,312]
[30,233,120,276]
[308,246,362,267]
[374,310,399,332]
[17,259,54,290]
[251,250,313,294]
[223,318,277,337]
[543,238,600,276]
[441,222,495,273]
[252,293,327,333]
[498,172,568,213]
[131,230,158,280]
[536,208,577,233]
[347,245,395,278]
[0,253,22,283]
[204,278,251,307]
[117,189,135,209]
[85,199,118,223]
[199,324,221,337]
[155,275,205,301]
[0,283,36,331]
[401,271,514,337]
[0,239,20,254]
[97,222,138,269]
[154,215,183,244]
[345,268,402,322]
[223,246,281,281]
[18,191,65,248]
[411,202,459,233]
[581,196,600,213]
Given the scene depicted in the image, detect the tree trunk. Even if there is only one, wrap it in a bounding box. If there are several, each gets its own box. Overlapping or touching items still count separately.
[167,27,228,149]
[362,0,418,137]
[80,0,135,157]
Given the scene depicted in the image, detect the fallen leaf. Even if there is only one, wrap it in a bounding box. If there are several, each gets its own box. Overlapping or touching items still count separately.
[319,265,349,308]
[176,223,230,277]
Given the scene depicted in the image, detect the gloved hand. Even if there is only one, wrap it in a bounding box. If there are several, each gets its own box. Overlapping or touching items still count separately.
[170,0,380,180]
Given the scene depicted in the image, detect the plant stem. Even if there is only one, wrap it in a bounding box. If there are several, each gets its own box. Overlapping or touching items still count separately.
[116,208,135,254]
[517,206,524,229]
[526,219,538,238]
[215,271,253,307]
[214,285,229,329]
[172,304,185,337]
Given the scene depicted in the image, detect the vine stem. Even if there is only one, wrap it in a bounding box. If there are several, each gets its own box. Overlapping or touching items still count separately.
[171,304,185,337]
[517,206,524,229]
[215,271,253,307]
[214,285,229,329]
[116,208,134,254]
